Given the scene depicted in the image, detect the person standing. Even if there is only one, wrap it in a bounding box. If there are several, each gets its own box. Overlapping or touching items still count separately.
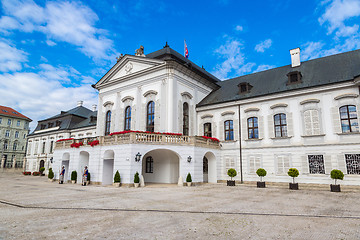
[82,166,88,186]
[59,166,65,184]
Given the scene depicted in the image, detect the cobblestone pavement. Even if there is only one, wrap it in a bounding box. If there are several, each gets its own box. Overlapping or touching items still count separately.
[0,173,360,240]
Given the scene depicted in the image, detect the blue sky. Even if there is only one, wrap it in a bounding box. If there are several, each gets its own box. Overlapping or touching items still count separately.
[1,0,360,129]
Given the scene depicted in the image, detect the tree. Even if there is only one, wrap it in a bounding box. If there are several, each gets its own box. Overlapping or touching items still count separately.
[256,168,267,182]
[287,168,299,184]
[227,168,237,180]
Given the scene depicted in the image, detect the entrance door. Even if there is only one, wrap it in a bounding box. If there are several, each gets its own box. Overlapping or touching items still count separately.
[203,157,208,182]
[61,160,70,182]
[39,160,45,171]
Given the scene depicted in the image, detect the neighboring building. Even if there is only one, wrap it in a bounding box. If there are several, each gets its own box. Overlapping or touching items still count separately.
[26,101,97,173]
[0,105,32,170]
[28,44,360,185]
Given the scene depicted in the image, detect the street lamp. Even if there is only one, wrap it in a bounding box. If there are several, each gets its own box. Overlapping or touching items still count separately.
[135,152,141,162]
[187,156,192,163]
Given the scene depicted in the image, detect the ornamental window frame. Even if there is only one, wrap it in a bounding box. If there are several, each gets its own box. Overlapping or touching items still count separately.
[183,102,189,136]
[224,120,234,141]
[274,113,287,137]
[145,156,153,173]
[345,154,360,175]
[203,122,212,137]
[308,155,325,174]
[247,117,259,139]
[339,105,359,133]
[124,106,131,131]
[105,110,111,136]
[146,101,155,132]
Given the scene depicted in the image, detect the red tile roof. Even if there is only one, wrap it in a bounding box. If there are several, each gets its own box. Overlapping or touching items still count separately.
[0,105,32,121]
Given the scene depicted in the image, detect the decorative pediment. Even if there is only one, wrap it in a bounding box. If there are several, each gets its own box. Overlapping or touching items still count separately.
[121,96,134,102]
[201,114,213,119]
[300,99,320,105]
[270,103,288,109]
[334,93,359,100]
[103,101,114,107]
[143,90,158,97]
[221,111,235,116]
[244,107,259,113]
[181,91,193,99]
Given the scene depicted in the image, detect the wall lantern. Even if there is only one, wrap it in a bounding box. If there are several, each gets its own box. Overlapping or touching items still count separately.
[187,156,192,163]
[50,157,53,164]
[135,152,142,162]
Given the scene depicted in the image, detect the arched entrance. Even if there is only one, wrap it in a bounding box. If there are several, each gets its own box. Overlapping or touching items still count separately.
[204,152,217,183]
[39,160,45,171]
[78,151,90,183]
[61,153,70,182]
[142,149,180,184]
[102,150,114,185]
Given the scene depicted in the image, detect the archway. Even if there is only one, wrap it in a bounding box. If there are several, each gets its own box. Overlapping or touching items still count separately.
[61,152,70,182]
[204,152,217,183]
[39,160,45,171]
[142,149,180,184]
[102,150,114,185]
[78,151,90,183]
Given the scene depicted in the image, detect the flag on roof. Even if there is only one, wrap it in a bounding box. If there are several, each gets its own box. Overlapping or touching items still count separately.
[184,40,189,59]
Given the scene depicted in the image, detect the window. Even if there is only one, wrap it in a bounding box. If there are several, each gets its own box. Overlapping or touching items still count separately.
[287,71,302,84]
[23,134,26,139]
[42,142,46,154]
[56,120,61,127]
[0,117,2,124]
[225,157,235,174]
[27,143,32,155]
[238,82,252,94]
[50,141,54,153]
[249,156,261,174]
[5,130,10,137]
[34,142,38,154]
[340,105,359,133]
[17,120,20,127]
[7,119,11,125]
[247,117,259,139]
[224,120,234,140]
[345,154,360,174]
[124,106,131,131]
[204,123,212,137]
[146,101,155,132]
[308,155,325,174]
[274,113,287,137]
[48,122,54,128]
[183,103,189,136]
[276,155,290,175]
[4,140,8,150]
[146,156,153,173]
[40,124,46,130]
[105,110,111,135]
[304,109,320,135]
[15,131,19,138]
[13,142,17,151]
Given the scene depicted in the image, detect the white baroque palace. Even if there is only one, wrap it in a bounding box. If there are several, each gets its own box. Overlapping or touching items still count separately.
[26,45,360,185]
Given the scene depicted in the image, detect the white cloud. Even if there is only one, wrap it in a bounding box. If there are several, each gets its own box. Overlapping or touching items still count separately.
[255,39,272,52]
[46,40,56,46]
[235,25,243,31]
[0,0,116,62]
[0,39,28,72]
[254,64,276,73]
[301,41,325,61]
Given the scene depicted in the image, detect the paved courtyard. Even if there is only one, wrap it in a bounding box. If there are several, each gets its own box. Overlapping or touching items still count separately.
[0,173,359,240]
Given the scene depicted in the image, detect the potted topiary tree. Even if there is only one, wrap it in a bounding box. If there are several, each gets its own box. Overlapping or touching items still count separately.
[71,170,77,184]
[330,169,344,192]
[186,173,192,187]
[288,168,299,190]
[48,168,54,182]
[256,168,267,188]
[134,172,140,188]
[39,167,45,176]
[227,168,237,186]
[113,170,121,187]
[87,172,91,185]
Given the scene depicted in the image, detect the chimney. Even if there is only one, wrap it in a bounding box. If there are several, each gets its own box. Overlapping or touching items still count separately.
[290,48,301,67]
[92,104,97,112]
[77,101,83,107]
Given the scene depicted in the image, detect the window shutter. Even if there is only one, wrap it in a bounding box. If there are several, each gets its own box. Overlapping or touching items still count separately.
[242,118,248,140]
[231,157,235,170]
[131,104,136,130]
[199,123,203,136]
[258,116,264,139]
[225,157,230,174]
[304,110,312,135]
[324,155,332,174]
[312,110,321,135]
[154,100,161,132]
[337,154,346,173]
[267,115,274,138]
[214,122,218,140]
[256,156,261,169]
[276,155,283,174]
[331,107,342,134]
[234,119,239,141]
[249,156,255,174]
[140,103,146,131]
[287,112,294,137]
[178,101,182,133]
[119,107,124,131]
[301,155,309,174]
[190,105,194,136]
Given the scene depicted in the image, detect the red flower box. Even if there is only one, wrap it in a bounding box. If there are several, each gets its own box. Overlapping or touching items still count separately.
[56,138,74,142]
[87,140,100,147]
[23,171,31,175]
[70,142,83,148]
[109,130,182,136]
[201,136,220,142]
[32,172,41,176]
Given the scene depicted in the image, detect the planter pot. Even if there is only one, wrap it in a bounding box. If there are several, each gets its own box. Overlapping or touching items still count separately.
[134,183,139,188]
[289,183,299,190]
[227,180,235,186]
[257,181,266,188]
[48,179,54,182]
[71,180,76,184]
[330,184,341,192]
[186,182,192,187]
[41,173,45,176]
[113,182,120,187]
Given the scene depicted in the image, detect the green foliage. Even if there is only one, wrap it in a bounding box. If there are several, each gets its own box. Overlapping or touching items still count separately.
[114,170,121,183]
[186,173,192,182]
[331,169,344,185]
[227,168,237,180]
[134,172,140,183]
[287,168,299,178]
[71,171,77,181]
[256,168,267,177]
[39,167,45,173]
[48,168,54,179]
[87,172,91,182]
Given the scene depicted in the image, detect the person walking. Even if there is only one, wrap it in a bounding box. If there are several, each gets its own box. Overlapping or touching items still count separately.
[59,166,65,184]
[82,166,88,186]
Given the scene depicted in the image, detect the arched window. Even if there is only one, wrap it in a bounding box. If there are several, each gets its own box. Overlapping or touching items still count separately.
[146,156,153,173]
[340,105,359,133]
[105,110,111,135]
[204,123,212,137]
[146,101,155,132]
[274,113,287,137]
[247,117,258,139]
[224,120,234,140]
[183,103,189,135]
[13,142,17,151]
[124,106,131,130]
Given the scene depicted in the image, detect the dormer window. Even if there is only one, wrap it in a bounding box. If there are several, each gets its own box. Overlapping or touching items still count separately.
[48,122,54,128]
[40,124,46,130]
[56,120,61,127]
[238,82,252,94]
[287,71,302,84]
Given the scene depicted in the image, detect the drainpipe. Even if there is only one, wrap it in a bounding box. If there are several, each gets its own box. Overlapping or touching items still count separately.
[238,104,243,183]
